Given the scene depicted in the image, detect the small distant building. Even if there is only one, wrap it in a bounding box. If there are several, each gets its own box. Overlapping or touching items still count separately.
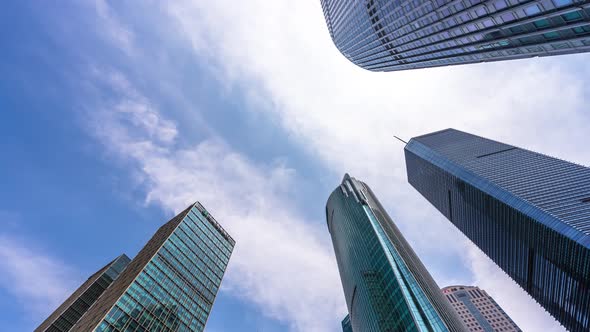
[442,285,521,332]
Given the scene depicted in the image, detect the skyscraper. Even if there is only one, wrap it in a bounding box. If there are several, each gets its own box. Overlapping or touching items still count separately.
[69,202,235,332]
[326,174,466,332]
[35,255,131,332]
[442,285,521,332]
[404,129,590,332]
[320,0,590,71]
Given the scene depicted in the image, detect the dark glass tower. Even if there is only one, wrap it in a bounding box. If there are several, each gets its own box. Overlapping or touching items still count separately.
[326,174,466,332]
[70,202,235,332]
[320,0,590,71]
[405,129,590,332]
[35,255,131,332]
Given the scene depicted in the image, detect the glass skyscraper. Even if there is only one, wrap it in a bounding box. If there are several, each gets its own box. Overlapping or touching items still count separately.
[405,129,590,332]
[320,0,590,71]
[69,202,235,332]
[35,255,131,332]
[442,285,521,331]
[326,174,467,332]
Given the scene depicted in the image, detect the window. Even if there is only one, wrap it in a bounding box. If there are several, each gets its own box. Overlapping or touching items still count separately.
[543,31,560,39]
[553,0,573,7]
[501,12,515,22]
[581,197,590,203]
[562,11,583,22]
[525,5,541,16]
[476,7,487,17]
[482,19,495,28]
[534,19,551,28]
[494,0,507,10]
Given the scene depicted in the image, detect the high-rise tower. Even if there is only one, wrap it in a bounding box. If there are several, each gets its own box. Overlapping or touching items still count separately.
[320,0,590,71]
[35,255,131,332]
[68,202,235,332]
[326,174,466,332]
[442,285,521,332]
[405,129,590,332]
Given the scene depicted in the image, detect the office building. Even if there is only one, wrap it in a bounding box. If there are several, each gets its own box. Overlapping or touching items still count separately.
[442,285,521,332]
[35,255,131,332]
[342,314,353,332]
[69,202,235,332]
[326,174,466,332]
[319,0,590,71]
[405,129,590,332]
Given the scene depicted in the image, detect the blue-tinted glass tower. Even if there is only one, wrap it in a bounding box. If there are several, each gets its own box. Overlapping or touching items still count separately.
[327,174,466,332]
[320,0,590,71]
[70,202,235,332]
[405,129,590,332]
[35,255,131,332]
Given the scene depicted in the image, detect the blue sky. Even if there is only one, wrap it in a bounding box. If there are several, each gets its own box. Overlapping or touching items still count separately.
[1,1,589,331]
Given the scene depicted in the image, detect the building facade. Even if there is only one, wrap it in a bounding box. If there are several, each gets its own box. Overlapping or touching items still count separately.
[35,255,131,332]
[69,202,235,332]
[442,286,521,332]
[326,174,467,332]
[342,314,353,332]
[405,129,590,332]
[320,0,590,71]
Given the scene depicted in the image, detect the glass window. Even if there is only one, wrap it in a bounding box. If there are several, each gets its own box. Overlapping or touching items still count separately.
[476,7,487,17]
[553,0,573,7]
[562,11,583,22]
[525,5,541,16]
[482,19,495,28]
[501,13,515,22]
[534,19,551,28]
[543,31,560,39]
[519,36,538,44]
[494,0,507,10]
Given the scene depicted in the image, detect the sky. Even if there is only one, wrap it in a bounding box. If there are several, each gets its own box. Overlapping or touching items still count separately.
[0,1,589,331]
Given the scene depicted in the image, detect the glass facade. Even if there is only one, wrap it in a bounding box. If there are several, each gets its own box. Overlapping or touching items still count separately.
[342,314,353,332]
[326,174,467,332]
[405,129,590,332]
[70,202,235,332]
[35,255,131,332]
[442,285,521,332]
[320,0,590,71]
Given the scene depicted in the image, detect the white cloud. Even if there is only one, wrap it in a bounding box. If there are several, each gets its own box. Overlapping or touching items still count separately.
[158,0,590,331]
[0,234,78,320]
[88,74,345,331]
[84,69,178,163]
[93,0,135,55]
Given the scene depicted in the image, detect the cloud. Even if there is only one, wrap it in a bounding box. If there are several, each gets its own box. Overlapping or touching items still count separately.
[159,0,590,331]
[0,234,78,319]
[87,72,345,331]
[93,0,135,55]
[87,70,178,153]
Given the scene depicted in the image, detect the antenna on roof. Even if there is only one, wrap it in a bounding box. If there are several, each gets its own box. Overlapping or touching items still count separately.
[393,135,408,144]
